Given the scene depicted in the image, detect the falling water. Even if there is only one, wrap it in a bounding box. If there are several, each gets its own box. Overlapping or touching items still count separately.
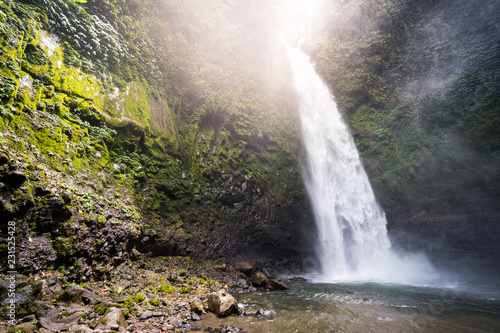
[287,46,439,284]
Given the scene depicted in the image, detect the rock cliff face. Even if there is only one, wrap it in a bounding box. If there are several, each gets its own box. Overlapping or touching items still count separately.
[0,0,316,279]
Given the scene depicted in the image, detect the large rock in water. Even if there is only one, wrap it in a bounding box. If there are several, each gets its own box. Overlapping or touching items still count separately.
[251,272,268,287]
[207,290,238,317]
[265,279,289,290]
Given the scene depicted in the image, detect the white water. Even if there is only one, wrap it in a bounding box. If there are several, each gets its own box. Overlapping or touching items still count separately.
[287,46,440,285]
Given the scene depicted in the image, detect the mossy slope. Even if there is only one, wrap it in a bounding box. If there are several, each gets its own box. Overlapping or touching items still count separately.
[0,0,314,278]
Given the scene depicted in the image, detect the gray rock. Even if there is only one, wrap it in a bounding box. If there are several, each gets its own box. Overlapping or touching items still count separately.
[235,279,249,288]
[10,321,37,333]
[35,301,53,318]
[20,314,36,323]
[58,311,86,325]
[82,290,98,305]
[234,262,253,276]
[251,272,268,287]
[191,313,201,321]
[207,290,238,317]
[171,316,191,330]
[97,307,127,331]
[40,308,69,331]
[59,284,84,304]
[47,275,59,286]
[190,298,204,314]
[68,324,95,333]
[255,309,272,319]
[265,279,288,290]
[221,326,245,333]
[49,284,63,294]
[139,310,154,320]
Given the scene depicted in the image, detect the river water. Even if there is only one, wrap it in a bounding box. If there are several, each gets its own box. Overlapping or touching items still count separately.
[200,278,500,332]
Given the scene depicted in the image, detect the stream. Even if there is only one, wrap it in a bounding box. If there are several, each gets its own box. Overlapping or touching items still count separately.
[200,278,500,332]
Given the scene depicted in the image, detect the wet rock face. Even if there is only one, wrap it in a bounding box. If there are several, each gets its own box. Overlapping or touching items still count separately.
[18,236,57,273]
[2,171,26,188]
[35,196,73,232]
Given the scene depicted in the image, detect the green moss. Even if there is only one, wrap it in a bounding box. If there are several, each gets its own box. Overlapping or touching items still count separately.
[121,308,130,318]
[179,286,191,294]
[133,292,144,303]
[158,283,175,293]
[93,302,110,316]
[149,299,160,306]
[0,73,17,101]
[53,236,73,257]
[123,296,135,308]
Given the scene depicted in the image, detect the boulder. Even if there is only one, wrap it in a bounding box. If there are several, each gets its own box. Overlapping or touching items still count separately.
[207,290,238,317]
[40,308,69,331]
[190,298,204,315]
[139,310,153,320]
[96,307,127,331]
[58,310,86,325]
[59,284,84,304]
[234,262,253,276]
[251,272,268,287]
[221,326,245,333]
[265,279,288,290]
[82,290,98,305]
[68,325,95,333]
[8,321,37,333]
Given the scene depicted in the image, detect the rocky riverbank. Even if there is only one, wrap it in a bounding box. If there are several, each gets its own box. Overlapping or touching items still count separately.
[0,256,291,333]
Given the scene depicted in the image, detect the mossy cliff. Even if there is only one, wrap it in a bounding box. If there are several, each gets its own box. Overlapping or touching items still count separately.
[0,0,315,279]
[313,0,500,269]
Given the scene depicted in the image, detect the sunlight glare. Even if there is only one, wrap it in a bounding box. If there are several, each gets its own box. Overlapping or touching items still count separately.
[275,0,324,45]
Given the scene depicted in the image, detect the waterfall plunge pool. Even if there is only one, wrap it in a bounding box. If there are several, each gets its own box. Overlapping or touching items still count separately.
[200,279,500,333]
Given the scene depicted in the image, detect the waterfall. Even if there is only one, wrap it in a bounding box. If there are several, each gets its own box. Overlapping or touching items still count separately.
[287,46,438,284]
